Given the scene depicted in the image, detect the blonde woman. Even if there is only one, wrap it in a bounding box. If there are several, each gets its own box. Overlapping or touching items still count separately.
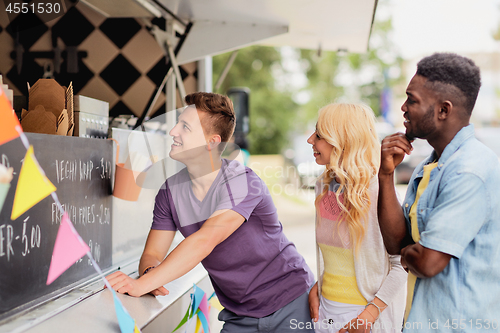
[307,103,406,333]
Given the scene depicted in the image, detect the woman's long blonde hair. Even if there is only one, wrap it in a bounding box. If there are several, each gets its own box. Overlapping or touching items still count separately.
[315,103,380,253]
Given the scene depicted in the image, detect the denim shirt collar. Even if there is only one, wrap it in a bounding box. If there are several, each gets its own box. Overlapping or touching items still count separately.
[436,124,475,166]
[406,124,476,209]
[420,124,475,171]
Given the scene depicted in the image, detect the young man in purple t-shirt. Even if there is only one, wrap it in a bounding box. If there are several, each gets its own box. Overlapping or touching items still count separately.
[107,92,314,332]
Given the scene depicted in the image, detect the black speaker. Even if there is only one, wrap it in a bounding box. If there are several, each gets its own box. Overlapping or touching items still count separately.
[227,87,250,135]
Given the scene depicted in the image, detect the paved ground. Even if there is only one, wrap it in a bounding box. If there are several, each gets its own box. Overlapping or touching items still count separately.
[247,155,318,275]
[273,188,318,276]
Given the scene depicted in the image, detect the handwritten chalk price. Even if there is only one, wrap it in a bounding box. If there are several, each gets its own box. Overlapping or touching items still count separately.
[0,216,41,261]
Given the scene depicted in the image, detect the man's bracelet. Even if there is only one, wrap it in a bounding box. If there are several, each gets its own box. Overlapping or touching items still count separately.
[365,302,381,321]
[142,266,155,275]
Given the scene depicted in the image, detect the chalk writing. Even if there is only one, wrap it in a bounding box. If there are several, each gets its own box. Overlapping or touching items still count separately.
[79,160,93,182]
[55,159,111,183]
[0,224,14,261]
[0,134,113,317]
[52,203,110,226]
[0,217,41,261]
[55,159,77,183]
[99,204,111,225]
[87,239,101,264]
[1,154,10,169]
[99,158,112,180]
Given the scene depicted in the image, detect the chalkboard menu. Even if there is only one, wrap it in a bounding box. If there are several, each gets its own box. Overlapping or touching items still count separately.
[0,134,113,319]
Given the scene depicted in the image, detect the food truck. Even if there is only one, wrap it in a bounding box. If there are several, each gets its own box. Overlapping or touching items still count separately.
[0,0,377,331]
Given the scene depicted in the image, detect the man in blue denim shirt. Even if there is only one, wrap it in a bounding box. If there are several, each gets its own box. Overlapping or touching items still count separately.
[378,53,500,332]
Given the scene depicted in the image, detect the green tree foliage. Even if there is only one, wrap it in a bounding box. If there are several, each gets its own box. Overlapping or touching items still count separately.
[213,46,299,154]
[348,17,405,116]
[296,50,343,125]
[298,17,404,123]
[213,15,402,154]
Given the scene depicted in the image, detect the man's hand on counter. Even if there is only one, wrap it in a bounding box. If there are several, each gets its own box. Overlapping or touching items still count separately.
[105,271,169,297]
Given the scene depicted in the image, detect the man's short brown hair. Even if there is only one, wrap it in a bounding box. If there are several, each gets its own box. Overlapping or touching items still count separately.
[185,92,236,149]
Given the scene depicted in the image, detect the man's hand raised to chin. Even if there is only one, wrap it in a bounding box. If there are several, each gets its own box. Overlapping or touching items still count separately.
[380,133,413,176]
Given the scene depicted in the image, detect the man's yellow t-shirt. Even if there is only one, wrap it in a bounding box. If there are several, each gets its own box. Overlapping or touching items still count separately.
[404,161,438,322]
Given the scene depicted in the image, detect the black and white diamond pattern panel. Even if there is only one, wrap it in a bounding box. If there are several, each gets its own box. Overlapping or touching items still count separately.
[0,2,197,118]
[100,54,141,96]
[52,6,95,46]
[100,18,141,49]
[6,11,48,49]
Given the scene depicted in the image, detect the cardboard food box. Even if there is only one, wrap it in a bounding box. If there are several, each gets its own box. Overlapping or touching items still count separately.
[21,79,74,136]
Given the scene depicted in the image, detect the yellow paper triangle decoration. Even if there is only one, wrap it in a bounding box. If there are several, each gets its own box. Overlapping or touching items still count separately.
[11,146,57,220]
[208,297,223,311]
[195,317,202,333]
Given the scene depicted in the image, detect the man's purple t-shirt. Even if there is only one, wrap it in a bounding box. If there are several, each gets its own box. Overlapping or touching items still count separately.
[151,159,314,318]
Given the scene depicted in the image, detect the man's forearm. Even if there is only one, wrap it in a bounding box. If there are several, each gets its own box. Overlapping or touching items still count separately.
[139,254,162,276]
[402,243,451,278]
[136,211,244,295]
[377,173,409,254]
[402,244,428,278]
[138,229,176,277]
[137,232,215,293]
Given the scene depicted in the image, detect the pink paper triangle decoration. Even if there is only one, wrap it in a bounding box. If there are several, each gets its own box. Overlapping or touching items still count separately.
[198,293,210,327]
[46,212,90,285]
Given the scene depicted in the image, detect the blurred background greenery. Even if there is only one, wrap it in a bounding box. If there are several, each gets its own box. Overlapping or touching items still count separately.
[212,15,404,155]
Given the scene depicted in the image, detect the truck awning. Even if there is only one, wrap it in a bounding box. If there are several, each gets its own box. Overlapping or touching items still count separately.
[81,0,378,64]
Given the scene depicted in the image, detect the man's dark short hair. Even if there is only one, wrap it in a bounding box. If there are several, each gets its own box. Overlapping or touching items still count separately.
[185,92,236,150]
[416,53,481,114]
